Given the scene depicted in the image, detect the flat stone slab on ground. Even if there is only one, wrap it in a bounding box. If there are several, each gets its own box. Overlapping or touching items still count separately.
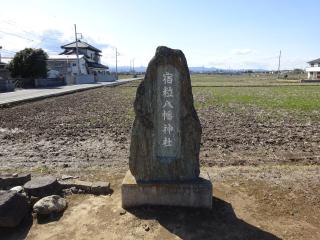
[0,191,29,227]
[59,179,111,195]
[0,173,31,189]
[121,171,212,209]
[24,176,60,198]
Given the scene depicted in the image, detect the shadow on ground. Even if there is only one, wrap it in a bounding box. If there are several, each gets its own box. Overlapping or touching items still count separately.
[129,197,281,240]
[0,211,65,240]
[0,214,33,240]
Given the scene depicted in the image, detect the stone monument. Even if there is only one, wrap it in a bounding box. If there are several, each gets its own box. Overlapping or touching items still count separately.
[121,46,212,209]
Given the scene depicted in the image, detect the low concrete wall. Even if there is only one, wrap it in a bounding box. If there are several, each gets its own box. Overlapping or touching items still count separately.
[65,75,75,85]
[96,74,116,82]
[35,78,66,88]
[75,75,95,84]
[301,79,320,83]
[0,79,15,92]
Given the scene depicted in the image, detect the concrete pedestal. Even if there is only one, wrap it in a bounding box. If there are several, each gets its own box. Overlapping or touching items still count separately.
[121,171,212,209]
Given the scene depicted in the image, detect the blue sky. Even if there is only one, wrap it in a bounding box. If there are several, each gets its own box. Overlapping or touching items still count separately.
[0,0,319,69]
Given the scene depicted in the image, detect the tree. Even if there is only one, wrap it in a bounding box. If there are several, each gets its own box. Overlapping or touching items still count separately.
[8,48,48,78]
[293,68,305,74]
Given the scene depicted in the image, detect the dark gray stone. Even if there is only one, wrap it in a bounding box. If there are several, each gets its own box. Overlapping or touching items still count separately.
[24,176,61,198]
[0,191,29,227]
[129,46,202,182]
[0,173,31,189]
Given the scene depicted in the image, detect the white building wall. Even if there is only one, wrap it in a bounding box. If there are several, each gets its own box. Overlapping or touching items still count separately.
[69,58,87,75]
[86,49,95,60]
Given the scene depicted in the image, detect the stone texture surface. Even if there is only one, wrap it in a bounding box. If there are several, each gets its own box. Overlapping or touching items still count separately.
[10,186,24,193]
[121,171,212,209]
[33,195,67,215]
[59,179,111,195]
[0,173,31,189]
[0,191,29,227]
[129,46,202,182]
[24,175,61,198]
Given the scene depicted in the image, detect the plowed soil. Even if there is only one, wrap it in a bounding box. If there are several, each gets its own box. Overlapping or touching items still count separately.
[0,82,319,240]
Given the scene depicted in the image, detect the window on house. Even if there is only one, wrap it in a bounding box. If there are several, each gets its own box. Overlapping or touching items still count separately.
[311,64,314,67]
[72,63,77,67]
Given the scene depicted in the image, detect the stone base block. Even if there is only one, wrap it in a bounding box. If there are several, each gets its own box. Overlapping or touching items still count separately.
[121,171,212,209]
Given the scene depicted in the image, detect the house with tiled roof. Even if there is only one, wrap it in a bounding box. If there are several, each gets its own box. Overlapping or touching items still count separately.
[47,40,114,85]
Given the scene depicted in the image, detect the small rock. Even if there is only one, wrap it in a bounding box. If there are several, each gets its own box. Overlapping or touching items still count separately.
[61,188,72,196]
[119,209,126,216]
[232,182,240,187]
[62,164,69,168]
[61,175,78,181]
[70,187,79,194]
[12,173,18,178]
[0,191,29,227]
[10,186,24,193]
[33,195,67,215]
[142,224,150,232]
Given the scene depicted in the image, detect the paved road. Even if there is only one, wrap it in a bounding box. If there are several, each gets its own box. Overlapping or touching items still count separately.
[0,77,142,107]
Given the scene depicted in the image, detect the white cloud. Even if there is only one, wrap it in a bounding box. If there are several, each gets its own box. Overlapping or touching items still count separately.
[231,48,255,55]
[0,14,309,70]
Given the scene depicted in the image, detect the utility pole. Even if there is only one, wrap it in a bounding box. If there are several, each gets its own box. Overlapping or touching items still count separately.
[115,48,119,80]
[129,59,135,74]
[74,24,81,75]
[0,46,2,63]
[277,50,282,79]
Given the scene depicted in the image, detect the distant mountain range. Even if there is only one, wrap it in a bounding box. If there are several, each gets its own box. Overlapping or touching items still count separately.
[109,66,269,73]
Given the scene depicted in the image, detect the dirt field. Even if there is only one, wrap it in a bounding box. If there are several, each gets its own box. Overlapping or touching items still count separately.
[1,76,320,239]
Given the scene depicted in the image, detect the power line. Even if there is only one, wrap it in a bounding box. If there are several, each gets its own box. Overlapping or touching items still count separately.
[1,48,16,54]
[0,30,34,42]
[1,19,68,44]
[1,20,38,38]
[0,20,67,51]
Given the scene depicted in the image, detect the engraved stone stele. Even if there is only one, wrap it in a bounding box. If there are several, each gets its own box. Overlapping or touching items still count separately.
[122,46,212,209]
[129,46,201,182]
